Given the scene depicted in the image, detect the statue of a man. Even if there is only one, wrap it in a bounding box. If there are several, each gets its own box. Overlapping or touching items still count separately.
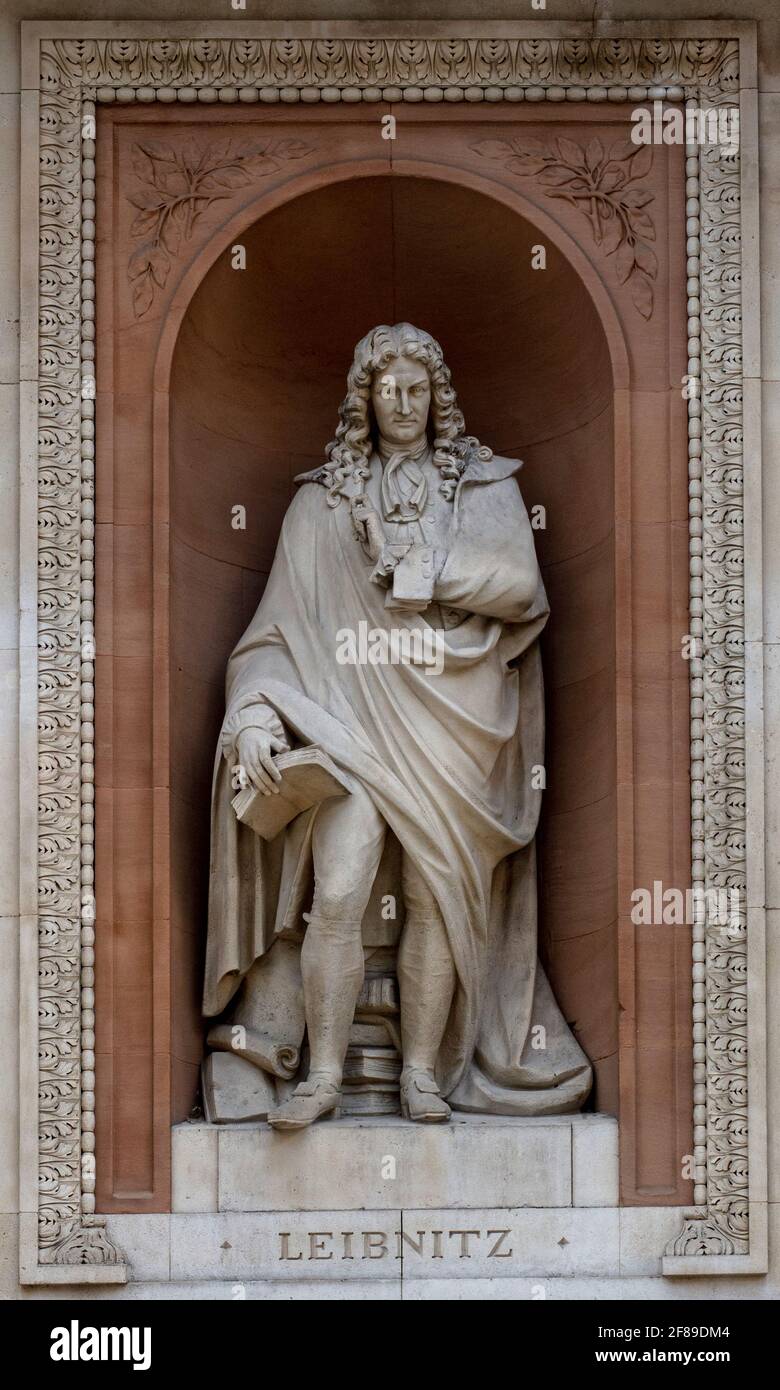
[203,323,591,1129]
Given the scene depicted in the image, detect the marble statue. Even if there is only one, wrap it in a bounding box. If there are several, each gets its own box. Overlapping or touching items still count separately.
[203,323,592,1130]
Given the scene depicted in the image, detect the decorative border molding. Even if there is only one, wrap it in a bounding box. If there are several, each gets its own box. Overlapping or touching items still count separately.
[19,21,764,1283]
[34,76,123,1277]
[662,97,751,1265]
[37,34,739,99]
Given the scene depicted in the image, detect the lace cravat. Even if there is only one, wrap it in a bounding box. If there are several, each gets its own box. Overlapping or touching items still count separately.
[379,438,430,523]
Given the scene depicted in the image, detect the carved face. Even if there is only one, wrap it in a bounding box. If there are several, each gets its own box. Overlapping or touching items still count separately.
[370,354,431,449]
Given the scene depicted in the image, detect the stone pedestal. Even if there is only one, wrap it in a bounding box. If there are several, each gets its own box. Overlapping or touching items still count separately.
[173,1113,618,1213]
[143,1114,622,1290]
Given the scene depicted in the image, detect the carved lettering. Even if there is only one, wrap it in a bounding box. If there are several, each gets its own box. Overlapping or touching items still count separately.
[279,1233,303,1261]
[487,1229,513,1258]
[449,1230,480,1258]
[362,1231,389,1260]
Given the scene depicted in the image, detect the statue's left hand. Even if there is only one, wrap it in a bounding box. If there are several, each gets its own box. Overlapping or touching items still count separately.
[350,495,386,563]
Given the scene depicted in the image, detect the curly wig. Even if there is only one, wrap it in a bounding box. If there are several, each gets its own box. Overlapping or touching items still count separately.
[320,323,492,507]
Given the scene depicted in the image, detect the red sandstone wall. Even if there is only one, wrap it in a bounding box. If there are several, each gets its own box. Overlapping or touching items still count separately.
[95,103,691,1211]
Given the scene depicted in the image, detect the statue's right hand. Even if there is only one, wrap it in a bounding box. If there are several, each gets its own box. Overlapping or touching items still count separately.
[351,495,386,562]
[235,727,286,796]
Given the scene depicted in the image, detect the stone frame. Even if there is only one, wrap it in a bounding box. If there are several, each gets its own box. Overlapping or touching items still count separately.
[17,18,765,1284]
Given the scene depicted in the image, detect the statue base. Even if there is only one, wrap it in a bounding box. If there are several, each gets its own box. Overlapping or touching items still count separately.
[172,1112,618,1214]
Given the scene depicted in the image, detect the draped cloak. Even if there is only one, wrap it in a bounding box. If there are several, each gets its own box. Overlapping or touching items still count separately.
[204,452,592,1115]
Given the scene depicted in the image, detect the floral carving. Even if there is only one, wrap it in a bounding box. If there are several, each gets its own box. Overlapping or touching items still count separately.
[128,136,310,316]
[40,36,739,93]
[665,124,748,1261]
[472,134,657,318]
[40,1216,124,1267]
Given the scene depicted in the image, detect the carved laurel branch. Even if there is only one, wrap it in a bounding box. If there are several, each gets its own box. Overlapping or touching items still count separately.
[128,136,311,316]
[39,37,739,92]
[472,134,657,318]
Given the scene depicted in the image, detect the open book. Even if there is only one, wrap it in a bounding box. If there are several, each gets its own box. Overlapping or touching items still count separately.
[231,745,351,841]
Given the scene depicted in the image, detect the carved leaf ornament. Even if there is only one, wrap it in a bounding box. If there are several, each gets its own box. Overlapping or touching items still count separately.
[128,136,310,315]
[473,134,657,318]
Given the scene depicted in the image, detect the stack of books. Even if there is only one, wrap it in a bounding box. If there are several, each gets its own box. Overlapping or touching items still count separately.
[340,968,402,1116]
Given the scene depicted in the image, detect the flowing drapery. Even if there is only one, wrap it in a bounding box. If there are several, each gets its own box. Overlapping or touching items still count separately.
[204,456,592,1113]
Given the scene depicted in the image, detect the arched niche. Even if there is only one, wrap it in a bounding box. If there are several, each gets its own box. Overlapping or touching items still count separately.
[167,173,619,1118]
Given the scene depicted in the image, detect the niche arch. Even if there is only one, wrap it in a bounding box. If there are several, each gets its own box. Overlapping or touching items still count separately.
[161,168,624,1122]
